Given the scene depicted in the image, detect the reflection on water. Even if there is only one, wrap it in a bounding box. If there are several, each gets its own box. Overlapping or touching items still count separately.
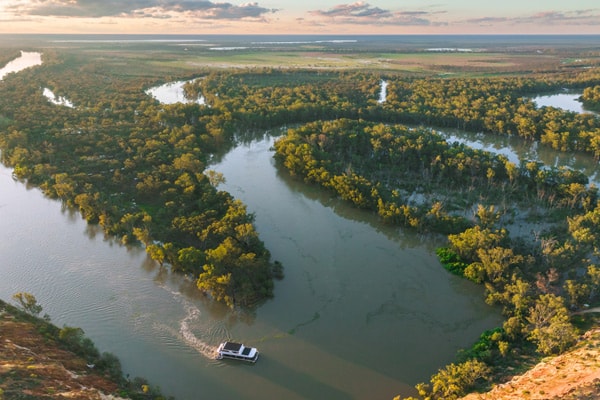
[438,127,599,183]
[43,87,75,108]
[146,80,206,105]
[532,92,595,115]
[0,51,42,80]
[435,92,600,186]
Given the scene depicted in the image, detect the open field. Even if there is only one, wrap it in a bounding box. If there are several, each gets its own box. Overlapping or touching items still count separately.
[160,51,578,75]
[4,34,600,77]
[75,48,600,77]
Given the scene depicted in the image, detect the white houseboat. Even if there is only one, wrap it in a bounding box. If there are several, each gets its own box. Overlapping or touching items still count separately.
[215,341,259,362]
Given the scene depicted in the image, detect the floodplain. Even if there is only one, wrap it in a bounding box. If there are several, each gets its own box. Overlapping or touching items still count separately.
[1,34,600,400]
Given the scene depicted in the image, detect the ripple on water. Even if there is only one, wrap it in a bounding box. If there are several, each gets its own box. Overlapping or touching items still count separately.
[159,287,226,361]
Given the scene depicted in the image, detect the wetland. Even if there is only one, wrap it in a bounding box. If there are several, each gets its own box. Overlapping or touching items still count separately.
[1,34,600,399]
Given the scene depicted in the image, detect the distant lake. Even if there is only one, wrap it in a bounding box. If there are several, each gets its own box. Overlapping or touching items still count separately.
[43,87,74,108]
[0,51,42,80]
[532,92,596,115]
[146,80,206,105]
[4,34,600,53]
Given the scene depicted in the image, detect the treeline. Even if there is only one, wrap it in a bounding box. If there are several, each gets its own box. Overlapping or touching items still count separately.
[186,69,378,128]
[581,85,600,111]
[197,69,600,159]
[380,73,600,157]
[273,119,600,399]
[274,119,596,233]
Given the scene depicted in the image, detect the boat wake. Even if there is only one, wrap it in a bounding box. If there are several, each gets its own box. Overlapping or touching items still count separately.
[179,300,223,359]
[159,286,229,360]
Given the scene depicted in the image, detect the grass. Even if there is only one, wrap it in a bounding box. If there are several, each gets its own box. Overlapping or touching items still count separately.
[47,40,580,78]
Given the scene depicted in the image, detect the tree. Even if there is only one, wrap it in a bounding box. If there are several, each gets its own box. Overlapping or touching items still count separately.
[427,359,491,399]
[486,274,533,318]
[527,294,578,355]
[12,292,43,316]
[563,280,590,309]
[474,204,501,228]
[466,246,523,285]
[448,226,507,263]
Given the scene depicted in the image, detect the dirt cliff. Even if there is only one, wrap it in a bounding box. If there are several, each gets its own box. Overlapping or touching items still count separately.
[462,327,600,400]
[0,301,126,399]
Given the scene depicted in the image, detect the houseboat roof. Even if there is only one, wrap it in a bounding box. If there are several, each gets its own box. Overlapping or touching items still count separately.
[222,341,243,351]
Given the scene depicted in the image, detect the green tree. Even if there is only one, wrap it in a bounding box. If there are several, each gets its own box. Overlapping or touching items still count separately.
[527,294,578,355]
[427,359,491,399]
[474,204,501,228]
[465,246,523,285]
[563,280,590,309]
[448,226,507,263]
[12,292,43,316]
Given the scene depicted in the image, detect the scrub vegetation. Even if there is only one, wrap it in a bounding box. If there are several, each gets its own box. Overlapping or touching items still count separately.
[1,36,600,398]
[1,295,170,399]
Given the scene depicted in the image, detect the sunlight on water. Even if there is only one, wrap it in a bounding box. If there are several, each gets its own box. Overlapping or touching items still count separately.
[378,80,387,104]
[146,80,207,105]
[43,87,74,108]
[0,51,42,80]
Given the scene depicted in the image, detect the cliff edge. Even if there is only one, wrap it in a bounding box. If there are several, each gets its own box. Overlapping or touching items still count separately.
[462,327,600,400]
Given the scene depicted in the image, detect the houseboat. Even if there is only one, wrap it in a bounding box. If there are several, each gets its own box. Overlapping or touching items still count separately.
[215,341,259,362]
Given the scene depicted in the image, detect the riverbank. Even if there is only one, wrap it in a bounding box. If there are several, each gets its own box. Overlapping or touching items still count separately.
[461,326,600,400]
[0,298,168,399]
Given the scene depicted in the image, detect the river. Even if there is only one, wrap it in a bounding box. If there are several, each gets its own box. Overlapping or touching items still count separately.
[0,51,42,80]
[0,56,595,399]
[0,133,503,399]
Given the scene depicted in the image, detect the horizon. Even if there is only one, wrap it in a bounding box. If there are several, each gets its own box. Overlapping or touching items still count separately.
[1,1,599,35]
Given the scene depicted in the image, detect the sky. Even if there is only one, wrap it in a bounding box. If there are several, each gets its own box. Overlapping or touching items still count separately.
[0,0,599,35]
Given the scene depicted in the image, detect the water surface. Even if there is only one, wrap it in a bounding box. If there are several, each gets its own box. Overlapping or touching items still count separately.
[0,51,42,80]
[532,92,595,115]
[43,87,74,108]
[146,80,206,105]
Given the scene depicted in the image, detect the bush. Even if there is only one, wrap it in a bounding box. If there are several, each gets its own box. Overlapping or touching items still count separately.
[436,247,469,276]
[429,359,491,399]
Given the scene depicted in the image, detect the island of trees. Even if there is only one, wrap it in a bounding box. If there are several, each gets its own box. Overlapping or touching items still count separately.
[1,41,600,398]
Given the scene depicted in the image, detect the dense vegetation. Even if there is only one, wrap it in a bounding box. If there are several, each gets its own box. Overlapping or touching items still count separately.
[1,43,600,399]
[274,119,594,231]
[581,85,600,111]
[273,117,600,399]
[0,52,282,308]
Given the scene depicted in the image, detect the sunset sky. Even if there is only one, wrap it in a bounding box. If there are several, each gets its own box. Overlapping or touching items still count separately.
[1,0,599,35]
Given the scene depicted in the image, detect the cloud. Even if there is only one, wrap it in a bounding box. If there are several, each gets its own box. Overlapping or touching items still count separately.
[5,0,277,20]
[521,10,600,25]
[464,9,600,27]
[310,2,390,19]
[308,2,444,26]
